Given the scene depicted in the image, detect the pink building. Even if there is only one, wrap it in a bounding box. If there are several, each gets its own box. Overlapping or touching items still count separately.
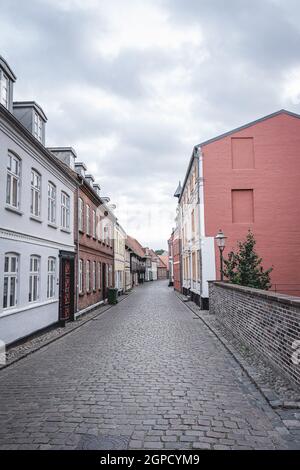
[197,109,300,298]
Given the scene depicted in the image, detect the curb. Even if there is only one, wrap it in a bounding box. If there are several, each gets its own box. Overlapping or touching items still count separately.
[175,292,300,411]
[0,290,134,372]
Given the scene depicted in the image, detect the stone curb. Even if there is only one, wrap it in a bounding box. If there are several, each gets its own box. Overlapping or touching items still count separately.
[175,292,300,411]
[0,290,134,372]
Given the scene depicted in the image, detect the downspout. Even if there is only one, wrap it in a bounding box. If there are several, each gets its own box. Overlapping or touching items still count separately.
[76,177,84,318]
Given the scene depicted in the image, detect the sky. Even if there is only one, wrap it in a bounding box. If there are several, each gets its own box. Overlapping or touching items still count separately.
[1,0,300,249]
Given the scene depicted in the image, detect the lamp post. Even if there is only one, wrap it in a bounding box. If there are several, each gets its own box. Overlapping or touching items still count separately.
[215,229,227,281]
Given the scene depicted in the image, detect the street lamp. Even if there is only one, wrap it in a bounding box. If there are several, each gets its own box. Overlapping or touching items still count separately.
[215,229,227,281]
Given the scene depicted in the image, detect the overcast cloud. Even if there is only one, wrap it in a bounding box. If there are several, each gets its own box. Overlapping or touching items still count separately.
[1,0,300,248]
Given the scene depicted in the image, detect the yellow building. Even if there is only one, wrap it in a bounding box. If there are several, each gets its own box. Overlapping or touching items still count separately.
[114,221,126,293]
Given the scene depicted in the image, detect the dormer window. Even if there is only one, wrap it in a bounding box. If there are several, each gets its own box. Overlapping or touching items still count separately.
[34,112,43,142]
[0,70,9,108]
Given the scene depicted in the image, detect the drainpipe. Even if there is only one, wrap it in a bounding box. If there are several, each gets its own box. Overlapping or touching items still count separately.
[75,178,84,318]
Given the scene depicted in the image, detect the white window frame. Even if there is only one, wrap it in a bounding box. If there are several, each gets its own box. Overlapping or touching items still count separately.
[61,191,70,230]
[34,112,43,142]
[47,182,56,224]
[93,261,96,291]
[78,198,84,232]
[3,252,19,309]
[30,169,41,217]
[6,152,21,209]
[92,210,96,238]
[79,259,83,293]
[0,69,9,108]
[47,257,56,299]
[86,260,90,292]
[86,205,90,235]
[29,255,40,302]
[98,262,101,289]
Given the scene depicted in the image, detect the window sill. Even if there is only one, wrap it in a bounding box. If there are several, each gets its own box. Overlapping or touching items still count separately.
[60,228,71,234]
[48,222,58,229]
[30,215,42,223]
[5,205,23,216]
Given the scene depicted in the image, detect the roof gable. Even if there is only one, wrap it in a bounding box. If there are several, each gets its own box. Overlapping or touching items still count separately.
[198,109,300,148]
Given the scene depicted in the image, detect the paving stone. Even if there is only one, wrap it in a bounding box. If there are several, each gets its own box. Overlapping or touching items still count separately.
[0,282,298,450]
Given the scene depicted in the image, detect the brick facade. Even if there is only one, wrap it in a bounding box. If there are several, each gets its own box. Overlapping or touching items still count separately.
[75,183,114,314]
[209,281,300,388]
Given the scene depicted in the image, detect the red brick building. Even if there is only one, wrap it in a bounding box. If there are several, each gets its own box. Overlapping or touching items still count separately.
[74,163,115,315]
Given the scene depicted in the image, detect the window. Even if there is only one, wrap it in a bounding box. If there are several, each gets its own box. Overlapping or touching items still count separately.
[79,259,83,293]
[92,210,96,238]
[106,264,109,288]
[86,260,90,292]
[86,205,90,235]
[78,198,84,231]
[0,70,9,108]
[30,169,41,217]
[29,255,40,302]
[47,257,56,298]
[232,189,254,223]
[93,261,96,291]
[98,262,101,289]
[192,251,196,281]
[6,153,21,208]
[3,253,18,308]
[34,112,43,142]
[61,192,70,229]
[48,182,56,224]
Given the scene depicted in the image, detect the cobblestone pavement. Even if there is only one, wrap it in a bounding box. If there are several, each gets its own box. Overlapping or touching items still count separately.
[0,281,299,450]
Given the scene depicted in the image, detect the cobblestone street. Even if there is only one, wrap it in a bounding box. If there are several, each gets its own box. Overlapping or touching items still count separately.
[0,281,298,450]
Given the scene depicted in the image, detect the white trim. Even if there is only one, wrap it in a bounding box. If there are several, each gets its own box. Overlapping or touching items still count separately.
[0,118,77,192]
[0,228,75,250]
[197,149,216,299]
[75,300,105,319]
[0,298,58,319]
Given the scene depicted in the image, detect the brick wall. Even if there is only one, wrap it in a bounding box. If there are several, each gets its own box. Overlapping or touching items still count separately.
[209,281,300,388]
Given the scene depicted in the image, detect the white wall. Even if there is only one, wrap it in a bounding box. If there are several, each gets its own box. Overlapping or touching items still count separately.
[0,111,76,344]
[0,237,60,344]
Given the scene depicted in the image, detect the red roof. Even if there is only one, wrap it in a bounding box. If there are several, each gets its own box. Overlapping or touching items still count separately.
[126,235,146,258]
[158,255,168,268]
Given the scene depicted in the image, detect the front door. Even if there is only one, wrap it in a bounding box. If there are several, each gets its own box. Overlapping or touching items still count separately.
[59,251,75,324]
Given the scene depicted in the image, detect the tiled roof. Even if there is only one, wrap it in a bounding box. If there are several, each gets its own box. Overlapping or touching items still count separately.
[126,235,146,258]
[158,255,168,268]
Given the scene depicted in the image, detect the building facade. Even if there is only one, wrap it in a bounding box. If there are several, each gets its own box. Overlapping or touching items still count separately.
[114,221,126,293]
[0,56,77,345]
[126,236,146,286]
[173,109,300,308]
[157,256,168,279]
[198,109,300,297]
[168,232,174,286]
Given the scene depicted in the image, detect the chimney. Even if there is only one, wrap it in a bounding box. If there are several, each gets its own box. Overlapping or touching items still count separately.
[74,162,87,177]
[13,101,47,145]
[93,183,101,195]
[85,174,95,187]
[48,147,77,169]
